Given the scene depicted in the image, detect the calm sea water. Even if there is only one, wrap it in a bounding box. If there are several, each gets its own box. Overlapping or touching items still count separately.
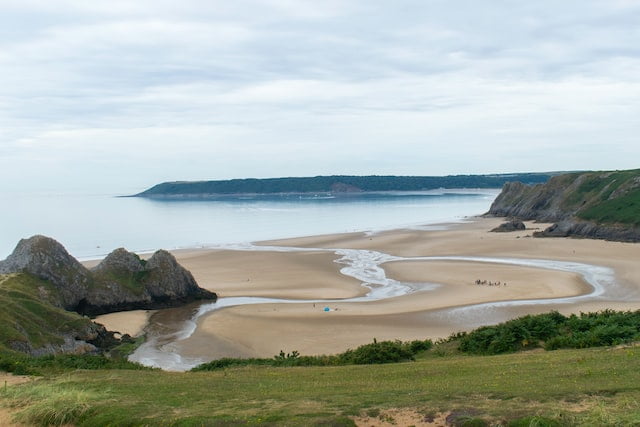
[1,189,500,259]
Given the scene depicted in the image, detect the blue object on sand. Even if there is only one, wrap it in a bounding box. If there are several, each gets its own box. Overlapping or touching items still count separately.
[323,307,330,312]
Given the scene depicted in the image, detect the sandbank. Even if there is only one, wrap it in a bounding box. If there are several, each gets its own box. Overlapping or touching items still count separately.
[94,310,154,338]
[174,249,364,299]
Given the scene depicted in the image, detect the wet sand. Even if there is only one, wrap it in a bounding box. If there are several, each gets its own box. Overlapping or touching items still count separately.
[175,249,365,299]
[99,217,640,363]
[179,218,640,361]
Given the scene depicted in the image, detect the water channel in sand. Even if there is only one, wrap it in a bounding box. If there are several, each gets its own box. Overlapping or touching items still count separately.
[129,245,622,371]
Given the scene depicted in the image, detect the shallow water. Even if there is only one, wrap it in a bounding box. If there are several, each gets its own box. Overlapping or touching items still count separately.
[0,189,499,259]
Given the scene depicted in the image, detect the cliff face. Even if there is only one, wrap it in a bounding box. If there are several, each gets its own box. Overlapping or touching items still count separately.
[0,235,92,309]
[488,178,574,222]
[86,248,215,315]
[488,170,640,242]
[0,235,217,315]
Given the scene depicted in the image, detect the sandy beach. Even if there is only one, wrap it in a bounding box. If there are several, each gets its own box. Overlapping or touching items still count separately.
[94,310,155,338]
[96,217,640,364]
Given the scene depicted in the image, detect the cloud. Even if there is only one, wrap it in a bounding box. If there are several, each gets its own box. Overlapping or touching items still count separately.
[0,1,639,192]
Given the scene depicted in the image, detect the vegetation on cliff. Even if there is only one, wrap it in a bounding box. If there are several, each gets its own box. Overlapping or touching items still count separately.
[574,170,640,226]
[135,173,554,197]
[488,168,640,241]
[0,273,112,356]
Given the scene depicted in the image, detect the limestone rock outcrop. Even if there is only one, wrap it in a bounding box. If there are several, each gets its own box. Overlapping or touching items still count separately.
[0,235,91,308]
[491,220,526,233]
[86,248,216,315]
[0,235,217,316]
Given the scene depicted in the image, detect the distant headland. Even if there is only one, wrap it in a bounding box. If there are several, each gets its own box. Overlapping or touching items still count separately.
[132,173,557,198]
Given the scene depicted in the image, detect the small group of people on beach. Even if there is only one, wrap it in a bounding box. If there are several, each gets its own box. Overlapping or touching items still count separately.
[474,279,506,287]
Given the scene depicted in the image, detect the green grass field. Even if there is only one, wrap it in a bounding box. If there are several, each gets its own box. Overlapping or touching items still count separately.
[2,344,640,426]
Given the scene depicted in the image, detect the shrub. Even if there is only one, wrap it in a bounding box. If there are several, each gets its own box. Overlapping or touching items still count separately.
[192,338,433,371]
[408,339,433,353]
[459,310,640,355]
[339,340,415,365]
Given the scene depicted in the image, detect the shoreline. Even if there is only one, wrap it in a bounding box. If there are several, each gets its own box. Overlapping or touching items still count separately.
[96,217,640,369]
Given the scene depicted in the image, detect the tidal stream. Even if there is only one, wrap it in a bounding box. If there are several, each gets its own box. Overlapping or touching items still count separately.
[129,245,622,371]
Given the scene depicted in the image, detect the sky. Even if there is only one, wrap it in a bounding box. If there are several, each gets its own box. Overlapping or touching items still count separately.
[1,0,639,194]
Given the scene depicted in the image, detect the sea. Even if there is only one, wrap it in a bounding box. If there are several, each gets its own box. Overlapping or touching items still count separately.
[1,189,500,260]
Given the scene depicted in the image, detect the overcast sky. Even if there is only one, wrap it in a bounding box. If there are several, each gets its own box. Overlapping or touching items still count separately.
[1,0,639,193]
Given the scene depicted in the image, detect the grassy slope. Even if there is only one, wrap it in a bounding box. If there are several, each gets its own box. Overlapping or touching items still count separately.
[2,345,640,426]
[564,169,640,226]
[0,274,96,351]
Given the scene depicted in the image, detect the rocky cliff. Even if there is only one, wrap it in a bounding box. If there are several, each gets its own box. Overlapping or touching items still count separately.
[0,235,217,356]
[0,235,217,315]
[487,169,640,242]
[0,235,92,309]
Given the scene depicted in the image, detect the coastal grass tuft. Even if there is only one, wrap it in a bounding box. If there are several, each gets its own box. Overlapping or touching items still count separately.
[3,381,102,425]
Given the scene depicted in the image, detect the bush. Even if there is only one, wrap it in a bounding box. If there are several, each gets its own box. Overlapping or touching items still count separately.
[459,310,640,355]
[192,338,433,371]
[408,339,433,353]
[339,340,415,365]
[0,350,149,375]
